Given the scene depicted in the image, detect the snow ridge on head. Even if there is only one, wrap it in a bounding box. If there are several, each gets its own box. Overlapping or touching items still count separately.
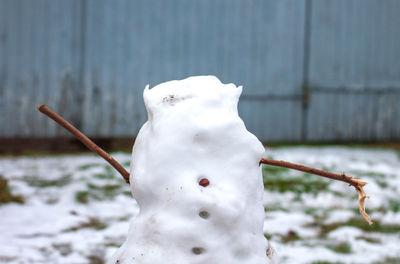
[143,75,242,121]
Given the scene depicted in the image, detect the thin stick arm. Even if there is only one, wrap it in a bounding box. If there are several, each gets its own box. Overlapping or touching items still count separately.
[37,104,130,184]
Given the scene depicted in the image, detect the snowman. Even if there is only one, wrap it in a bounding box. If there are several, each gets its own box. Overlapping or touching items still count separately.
[110,76,273,264]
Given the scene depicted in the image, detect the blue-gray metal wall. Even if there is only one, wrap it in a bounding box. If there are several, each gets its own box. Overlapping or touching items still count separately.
[1,0,400,142]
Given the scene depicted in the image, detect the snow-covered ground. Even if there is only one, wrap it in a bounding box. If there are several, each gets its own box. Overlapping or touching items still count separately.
[0,146,399,264]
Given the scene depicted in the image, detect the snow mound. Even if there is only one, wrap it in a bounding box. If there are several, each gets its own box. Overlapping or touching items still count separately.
[110,76,270,263]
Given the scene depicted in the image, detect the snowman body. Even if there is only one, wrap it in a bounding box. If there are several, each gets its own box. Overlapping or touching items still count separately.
[110,76,270,264]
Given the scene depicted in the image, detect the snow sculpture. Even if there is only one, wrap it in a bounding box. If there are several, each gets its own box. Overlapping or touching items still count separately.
[110,76,272,264]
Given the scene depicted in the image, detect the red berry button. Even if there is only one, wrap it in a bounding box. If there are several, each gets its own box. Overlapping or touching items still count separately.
[199,178,209,187]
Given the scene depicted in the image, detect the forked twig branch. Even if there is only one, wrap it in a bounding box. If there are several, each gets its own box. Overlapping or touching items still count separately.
[37,104,372,224]
[37,104,130,184]
[260,158,372,225]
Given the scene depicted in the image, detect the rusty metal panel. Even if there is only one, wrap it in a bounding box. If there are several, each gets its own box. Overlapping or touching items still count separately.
[0,0,83,137]
[84,0,304,140]
[307,92,400,141]
[1,0,306,140]
[81,0,306,138]
[309,0,400,89]
[239,99,303,142]
[307,0,400,141]
[2,0,399,142]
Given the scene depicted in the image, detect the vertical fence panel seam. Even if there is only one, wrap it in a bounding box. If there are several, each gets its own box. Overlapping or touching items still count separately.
[301,0,312,141]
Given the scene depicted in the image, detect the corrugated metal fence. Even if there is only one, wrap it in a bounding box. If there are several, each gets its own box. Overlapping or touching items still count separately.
[1,0,400,142]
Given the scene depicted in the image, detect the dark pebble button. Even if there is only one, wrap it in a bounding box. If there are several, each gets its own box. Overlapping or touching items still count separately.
[199,178,209,187]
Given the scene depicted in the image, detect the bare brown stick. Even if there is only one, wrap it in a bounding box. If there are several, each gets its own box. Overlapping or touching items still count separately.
[37,104,130,184]
[260,158,372,225]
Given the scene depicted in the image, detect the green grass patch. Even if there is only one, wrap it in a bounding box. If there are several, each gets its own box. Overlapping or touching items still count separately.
[262,166,290,174]
[263,168,329,194]
[264,233,272,240]
[118,216,130,222]
[265,230,302,244]
[0,176,24,204]
[325,241,352,254]
[389,200,400,212]
[376,199,400,213]
[93,173,114,180]
[375,179,388,188]
[87,183,121,191]
[77,163,99,171]
[356,236,381,244]
[63,217,107,232]
[321,166,337,173]
[280,230,301,243]
[314,218,400,237]
[105,165,116,175]
[86,255,104,264]
[104,241,121,247]
[350,170,387,179]
[373,256,400,264]
[265,206,289,212]
[52,243,72,256]
[91,165,117,180]
[304,207,320,216]
[75,183,124,203]
[364,171,387,178]
[122,190,132,197]
[312,261,345,264]
[75,191,89,204]
[24,174,71,188]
